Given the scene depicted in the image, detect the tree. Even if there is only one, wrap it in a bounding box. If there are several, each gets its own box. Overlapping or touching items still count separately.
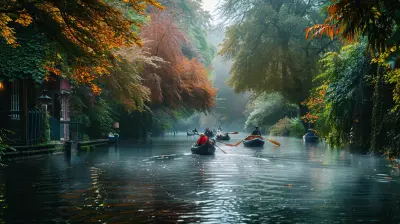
[305,0,400,154]
[0,0,164,92]
[160,0,216,67]
[303,42,375,148]
[218,0,338,126]
[306,0,400,54]
[100,45,165,112]
[140,11,217,112]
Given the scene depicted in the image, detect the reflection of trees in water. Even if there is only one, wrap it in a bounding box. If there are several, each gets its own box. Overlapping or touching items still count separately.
[0,182,5,224]
[0,159,66,223]
[60,154,216,223]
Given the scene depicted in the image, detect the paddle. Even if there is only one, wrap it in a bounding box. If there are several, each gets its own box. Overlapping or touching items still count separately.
[227,132,239,134]
[266,139,281,147]
[225,140,244,147]
[216,140,237,147]
[214,144,227,154]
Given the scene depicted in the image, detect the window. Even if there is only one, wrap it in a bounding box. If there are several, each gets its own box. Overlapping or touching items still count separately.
[10,81,20,120]
[60,96,64,121]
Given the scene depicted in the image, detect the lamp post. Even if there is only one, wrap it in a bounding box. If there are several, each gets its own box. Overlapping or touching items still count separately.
[38,89,52,111]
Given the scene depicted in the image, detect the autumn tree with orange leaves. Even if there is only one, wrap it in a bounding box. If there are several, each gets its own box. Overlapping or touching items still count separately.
[140,10,217,112]
[0,0,164,93]
[1,0,217,138]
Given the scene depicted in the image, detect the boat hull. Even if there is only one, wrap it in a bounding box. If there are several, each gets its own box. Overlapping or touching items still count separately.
[243,138,265,147]
[187,132,197,136]
[216,134,230,141]
[191,143,216,155]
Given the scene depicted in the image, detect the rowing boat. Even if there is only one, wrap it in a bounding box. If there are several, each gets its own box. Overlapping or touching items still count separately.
[303,129,318,143]
[216,133,230,141]
[191,140,216,155]
[243,136,265,147]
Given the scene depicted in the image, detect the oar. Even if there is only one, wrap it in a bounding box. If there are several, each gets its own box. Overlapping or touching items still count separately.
[227,132,238,134]
[214,144,227,154]
[266,139,281,147]
[217,140,235,147]
[226,139,244,147]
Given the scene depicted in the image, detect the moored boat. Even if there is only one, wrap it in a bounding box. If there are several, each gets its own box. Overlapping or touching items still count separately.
[108,132,120,143]
[243,136,265,147]
[191,140,216,155]
[303,129,318,143]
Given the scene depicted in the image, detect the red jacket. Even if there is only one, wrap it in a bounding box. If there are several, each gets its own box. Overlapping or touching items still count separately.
[197,136,208,145]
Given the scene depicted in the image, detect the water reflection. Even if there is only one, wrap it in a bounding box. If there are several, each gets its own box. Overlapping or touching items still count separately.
[0,135,399,223]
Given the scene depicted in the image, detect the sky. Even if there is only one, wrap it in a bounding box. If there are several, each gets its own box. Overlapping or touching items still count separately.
[202,0,218,13]
[202,0,220,24]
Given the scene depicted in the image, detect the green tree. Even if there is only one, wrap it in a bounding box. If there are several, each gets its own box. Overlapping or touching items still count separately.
[304,42,375,147]
[219,0,338,126]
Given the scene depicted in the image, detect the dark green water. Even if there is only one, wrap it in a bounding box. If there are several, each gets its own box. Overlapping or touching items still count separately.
[0,134,400,223]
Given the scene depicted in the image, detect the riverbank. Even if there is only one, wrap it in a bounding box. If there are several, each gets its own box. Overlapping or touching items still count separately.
[1,139,112,160]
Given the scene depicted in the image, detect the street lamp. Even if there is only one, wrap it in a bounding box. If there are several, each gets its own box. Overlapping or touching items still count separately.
[38,89,52,111]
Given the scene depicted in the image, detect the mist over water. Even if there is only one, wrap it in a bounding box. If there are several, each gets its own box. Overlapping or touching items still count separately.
[1,133,399,223]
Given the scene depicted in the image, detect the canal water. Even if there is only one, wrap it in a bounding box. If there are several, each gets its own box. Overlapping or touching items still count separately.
[0,133,400,223]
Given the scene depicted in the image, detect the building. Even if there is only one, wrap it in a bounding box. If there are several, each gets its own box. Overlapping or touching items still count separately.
[0,76,71,146]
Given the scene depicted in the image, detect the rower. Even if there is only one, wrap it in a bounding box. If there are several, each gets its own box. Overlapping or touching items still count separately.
[204,128,213,138]
[197,133,208,145]
[252,127,261,136]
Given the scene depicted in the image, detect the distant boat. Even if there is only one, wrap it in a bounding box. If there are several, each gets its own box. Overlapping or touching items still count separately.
[243,136,265,147]
[187,131,197,136]
[216,133,230,141]
[303,129,318,143]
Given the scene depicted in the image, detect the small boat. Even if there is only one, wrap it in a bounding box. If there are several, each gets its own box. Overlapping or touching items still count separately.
[191,140,216,155]
[216,133,230,141]
[108,132,119,143]
[303,130,318,143]
[243,136,265,147]
[187,131,198,136]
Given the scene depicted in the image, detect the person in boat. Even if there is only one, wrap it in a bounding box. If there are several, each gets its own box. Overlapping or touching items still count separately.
[304,129,317,137]
[192,128,198,133]
[218,126,222,131]
[252,127,261,136]
[205,128,213,138]
[197,133,208,145]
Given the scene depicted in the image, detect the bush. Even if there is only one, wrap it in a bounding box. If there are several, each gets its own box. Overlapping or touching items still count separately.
[270,117,304,138]
[245,93,298,132]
